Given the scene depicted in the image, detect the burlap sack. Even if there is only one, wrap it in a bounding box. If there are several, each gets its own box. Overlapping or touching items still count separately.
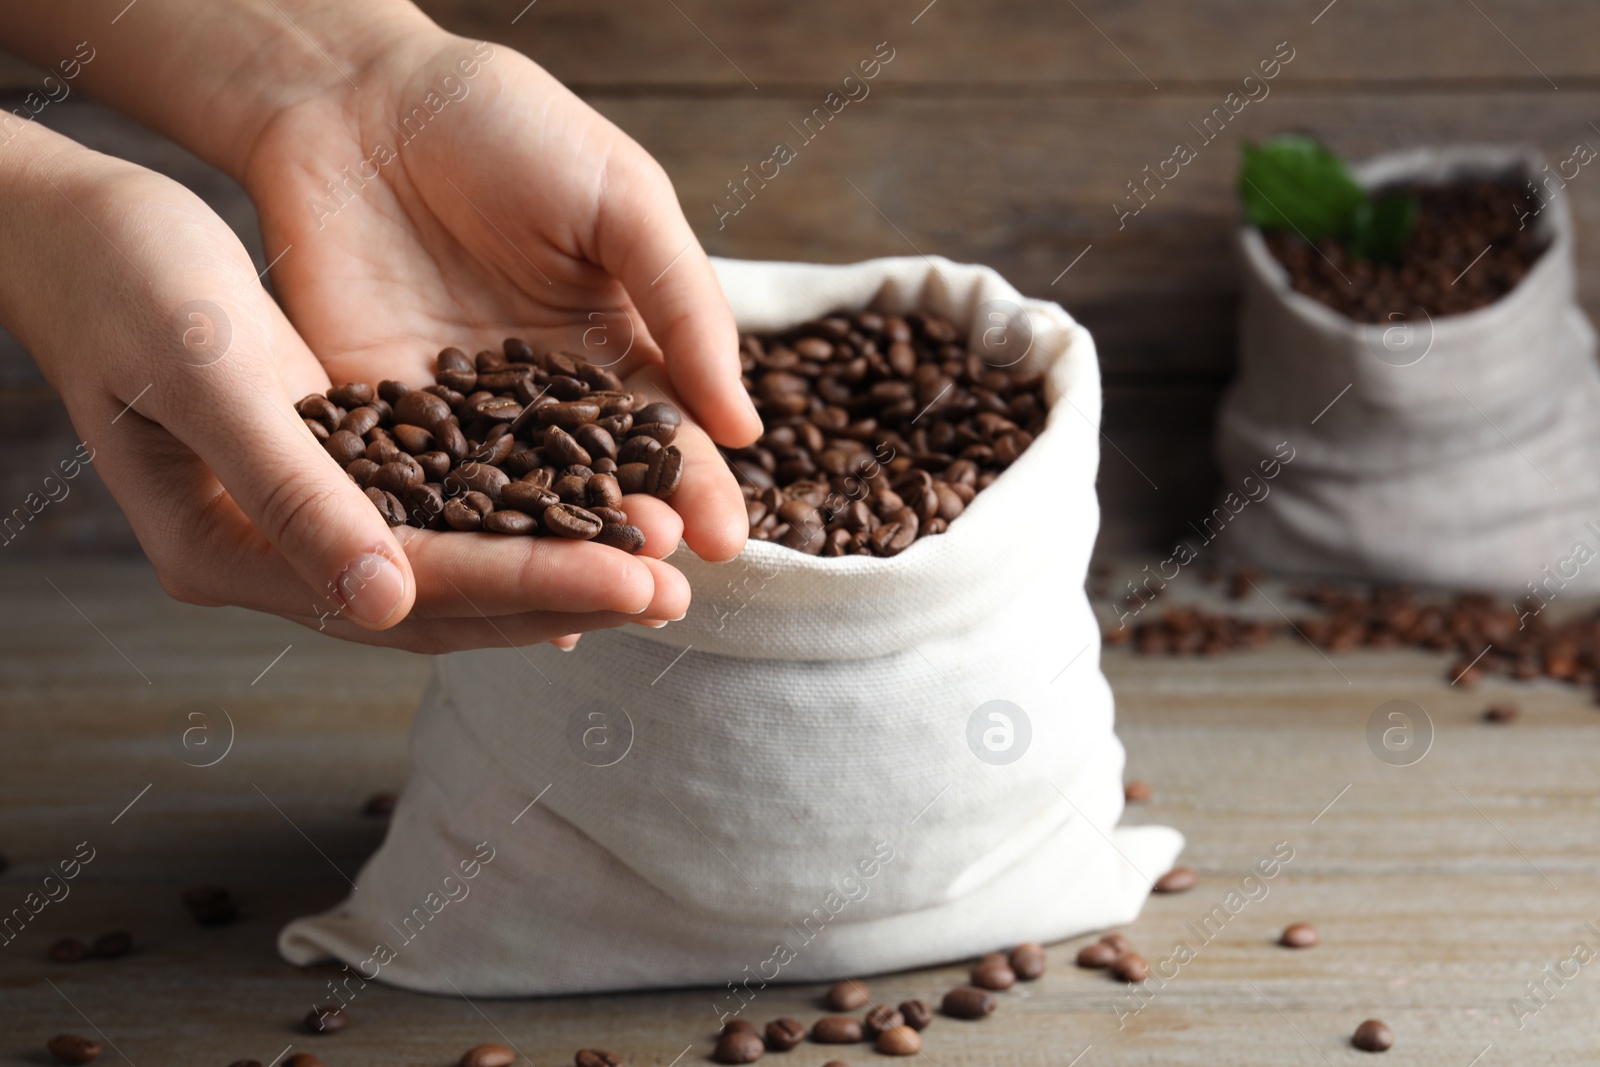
[1217,145,1600,591]
[280,255,1183,997]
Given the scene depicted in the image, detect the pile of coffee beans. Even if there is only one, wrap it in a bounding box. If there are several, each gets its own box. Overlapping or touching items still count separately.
[1265,179,1545,321]
[708,952,1045,1065]
[1293,582,1600,698]
[299,340,685,552]
[47,930,130,963]
[726,309,1048,556]
[1108,607,1279,656]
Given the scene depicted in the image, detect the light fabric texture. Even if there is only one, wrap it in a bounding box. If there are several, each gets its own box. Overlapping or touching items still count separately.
[279,255,1184,997]
[1217,145,1600,591]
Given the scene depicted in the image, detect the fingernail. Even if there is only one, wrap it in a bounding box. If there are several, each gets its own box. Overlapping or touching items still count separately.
[639,619,670,628]
[337,552,406,627]
[556,636,581,651]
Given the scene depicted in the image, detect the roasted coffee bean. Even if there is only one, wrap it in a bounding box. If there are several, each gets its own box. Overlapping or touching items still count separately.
[306,1005,348,1034]
[1280,922,1320,948]
[554,473,589,504]
[825,979,871,1011]
[433,417,469,463]
[1124,780,1154,804]
[458,1043,515,1067]
[182,885,239,925]
[711,1030,764,1064]
[485,510,537,535]
[339,405,381,437]
[436,347,478,392]
[228,1060,264,1067]
[416,451,453,481]
[589,506,629,525]
[537,400,601,431]
[366,437,403,466]
[763,1018,806,1051]
[616,462,649,495]
[940,986,996,1020]
[971,956,1016,990]
[1111,952,1149,983]
[1154,866,1198,893]
[447,462,510,504]
[324,429,367,466]
[574,1052,624,1067]
[617,434,662,465]
[304,417,330,441]
[898,1000,933,1031]
[586,473,622,510]
[811,1017,864,1043]
[295,395,342,431]
[502,481,559,515]
[577,424,617,461]
[1484,703,1519,723]
[630,401,681,444]
[284,1054,325,1067]
[327,382,375,409]
[364,487,407,526]
[443,496,487,531]
[862,1005,904,1038]
[595,524,646,554]
[362,791,398,817]
[1100,931,1133,953]
[544,426,592,467]
[1010,942,1047,980]
[394,389,451,428]
[643,446,684,498]
[49,937,90,963]
[47,1034,101,1065]
[874,1026,921,1057]
[1076,941,1119,968]
[722,1021,758,1037]
[92,931,131,958]
[371,459,424,496]
[544,503,603,540]
[1351,1019,1394,1052]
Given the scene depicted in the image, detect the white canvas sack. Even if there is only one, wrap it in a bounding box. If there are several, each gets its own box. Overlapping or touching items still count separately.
[280,255,1183,997]
[1217,145,1600,591]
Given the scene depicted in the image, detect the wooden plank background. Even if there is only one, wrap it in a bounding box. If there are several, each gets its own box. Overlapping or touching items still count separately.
[2,0,1597,552]
[2,559,1597,1064]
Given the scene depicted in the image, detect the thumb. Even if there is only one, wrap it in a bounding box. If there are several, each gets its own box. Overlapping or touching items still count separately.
[161,306,416,630]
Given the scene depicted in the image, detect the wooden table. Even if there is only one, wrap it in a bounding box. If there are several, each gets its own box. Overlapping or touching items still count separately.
[2,558,1595,1064]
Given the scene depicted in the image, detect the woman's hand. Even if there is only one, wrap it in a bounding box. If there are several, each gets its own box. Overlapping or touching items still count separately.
[239,26,757,568]
[0,124,699,653]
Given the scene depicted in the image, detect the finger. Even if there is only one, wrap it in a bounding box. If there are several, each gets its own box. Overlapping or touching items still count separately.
[303,608,638,654]
[625,366,748,562]
[637,555,691,621]
[151,304,415,630]
[596,158,761,447]
[394,525,656,618]
[616,493,684,558]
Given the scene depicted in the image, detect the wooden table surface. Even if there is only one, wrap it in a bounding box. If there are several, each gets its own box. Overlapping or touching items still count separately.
[1,558,1596,1064]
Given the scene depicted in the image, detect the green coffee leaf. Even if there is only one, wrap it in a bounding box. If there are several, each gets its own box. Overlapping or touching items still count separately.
[1239,135,1366,242]
[1239,134,1417,264]
[1349,192,1418,264]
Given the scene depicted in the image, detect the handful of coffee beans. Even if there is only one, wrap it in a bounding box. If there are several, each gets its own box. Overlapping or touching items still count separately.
[299,340,684,553]
[728,309,1048,556]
